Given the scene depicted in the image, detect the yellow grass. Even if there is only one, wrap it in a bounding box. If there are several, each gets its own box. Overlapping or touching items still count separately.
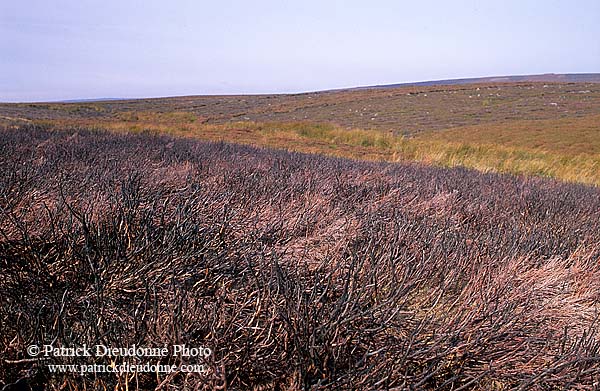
[33,111,600,186]
[419,114,600,155]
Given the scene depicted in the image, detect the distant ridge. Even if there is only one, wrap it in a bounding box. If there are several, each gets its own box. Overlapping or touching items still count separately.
[357,73,600,90]
[58,97,123,103]
[46,73,600,103]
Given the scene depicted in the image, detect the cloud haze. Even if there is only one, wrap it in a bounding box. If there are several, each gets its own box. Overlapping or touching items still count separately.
[1,0,599,102]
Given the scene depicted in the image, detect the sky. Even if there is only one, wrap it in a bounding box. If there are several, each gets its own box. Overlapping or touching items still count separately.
[1,0,599,102]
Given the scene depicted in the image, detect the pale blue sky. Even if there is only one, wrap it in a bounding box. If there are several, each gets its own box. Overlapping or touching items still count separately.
[1,0,599,102]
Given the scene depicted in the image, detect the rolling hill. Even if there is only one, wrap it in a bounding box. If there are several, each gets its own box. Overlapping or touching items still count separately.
[1,75,599,185]
[358,72,600,89]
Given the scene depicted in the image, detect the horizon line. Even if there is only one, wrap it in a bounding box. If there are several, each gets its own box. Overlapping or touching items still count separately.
[3,71,600,104]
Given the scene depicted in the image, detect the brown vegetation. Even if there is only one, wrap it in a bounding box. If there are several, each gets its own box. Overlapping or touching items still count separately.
[2,82,599,135]
[1,82,599,186]
[2,126,600,390]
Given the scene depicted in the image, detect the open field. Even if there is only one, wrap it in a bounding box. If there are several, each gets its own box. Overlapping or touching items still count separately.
[2,82,600,135]
[2,126,600,390]
[2,81,599,185]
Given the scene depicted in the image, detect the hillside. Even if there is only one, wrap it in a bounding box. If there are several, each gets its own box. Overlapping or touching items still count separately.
[1,79,599,186]
[360,72,600,89]
[2,80,600,135]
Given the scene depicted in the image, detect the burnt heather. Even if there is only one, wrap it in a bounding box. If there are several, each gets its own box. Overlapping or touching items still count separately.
[1,126,600,390]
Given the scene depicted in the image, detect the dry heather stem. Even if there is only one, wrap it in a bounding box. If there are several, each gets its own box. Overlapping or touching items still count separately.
[1,126,600,390]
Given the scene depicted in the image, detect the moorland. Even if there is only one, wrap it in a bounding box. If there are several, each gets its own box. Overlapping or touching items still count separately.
[2,80,599,185]
[1,76,600,390]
